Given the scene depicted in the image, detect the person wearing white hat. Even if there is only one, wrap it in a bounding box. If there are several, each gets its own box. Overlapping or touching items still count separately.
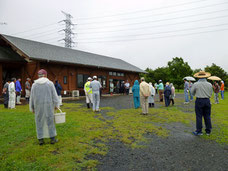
[191,71,213,136]
[90,76,102,112]
[84,77,93,108]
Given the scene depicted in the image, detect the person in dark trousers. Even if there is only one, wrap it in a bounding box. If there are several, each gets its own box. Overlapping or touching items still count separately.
[191,71,213,136]
[2,79,10,108]
[120,81,125,95]
[164,82,171,107]
[55,80,62,106]
[169,83,175,106]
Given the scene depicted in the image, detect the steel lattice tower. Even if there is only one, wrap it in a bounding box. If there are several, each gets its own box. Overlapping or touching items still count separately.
[59,11,75,48]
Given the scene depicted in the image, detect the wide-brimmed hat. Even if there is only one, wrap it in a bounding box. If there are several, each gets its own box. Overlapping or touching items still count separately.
[194,71,211,78]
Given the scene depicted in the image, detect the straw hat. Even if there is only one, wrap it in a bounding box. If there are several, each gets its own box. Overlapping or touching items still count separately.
[194,71,211,78]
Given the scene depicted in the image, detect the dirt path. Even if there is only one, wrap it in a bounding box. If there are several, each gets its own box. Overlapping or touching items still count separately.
[71,94,228,171]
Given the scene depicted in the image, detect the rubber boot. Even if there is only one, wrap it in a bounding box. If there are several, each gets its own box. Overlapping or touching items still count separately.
[152,103,154,107]
[50,137,58,144]
[87,103,90,109]
[38,139,44,145]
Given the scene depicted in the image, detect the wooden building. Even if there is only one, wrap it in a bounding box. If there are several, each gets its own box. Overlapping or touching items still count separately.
[0,34,146,96]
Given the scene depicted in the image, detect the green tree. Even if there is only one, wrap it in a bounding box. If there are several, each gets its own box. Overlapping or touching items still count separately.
[168,57,193,90]
[205,63,228,82]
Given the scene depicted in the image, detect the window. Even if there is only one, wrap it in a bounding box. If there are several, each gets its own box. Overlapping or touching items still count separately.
[77,74,90,88]
[77,74,84,88]
[117,73,121,76]
[113,72,116,76]
[109,72,113,76]
[121,73,124,77]
[63,76,67,84]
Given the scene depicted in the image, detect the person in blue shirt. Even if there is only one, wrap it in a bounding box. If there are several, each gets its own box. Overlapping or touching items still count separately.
[15,78,22,104]
[132,80,140,109]
[164,82,172,107]
[184,79,189,104]
[156,80,164,102]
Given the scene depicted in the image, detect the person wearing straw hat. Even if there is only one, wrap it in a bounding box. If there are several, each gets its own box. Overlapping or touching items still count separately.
[191,71,213,136]
[30,69,59,145]
[84,77,93,109]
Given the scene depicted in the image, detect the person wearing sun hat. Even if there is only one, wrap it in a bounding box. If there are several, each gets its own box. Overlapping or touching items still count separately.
[191,71,213,136]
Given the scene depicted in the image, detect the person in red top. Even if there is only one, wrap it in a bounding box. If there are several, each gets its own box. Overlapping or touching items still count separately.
[220,81,224,100]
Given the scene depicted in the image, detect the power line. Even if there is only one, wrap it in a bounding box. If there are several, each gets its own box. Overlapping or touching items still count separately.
[76,28,228,43]
[76,14,228,35]
[77,23,228,41]
[11,22,58,35]
[77,0,210,20]
[77,1,228,25]
[76,8,228,30]
[23,28,61,38]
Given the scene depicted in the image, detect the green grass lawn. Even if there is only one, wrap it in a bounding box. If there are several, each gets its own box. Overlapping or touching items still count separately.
[0,92,227,170]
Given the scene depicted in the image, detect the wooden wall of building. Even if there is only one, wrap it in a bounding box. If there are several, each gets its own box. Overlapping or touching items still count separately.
[0,60,140,96]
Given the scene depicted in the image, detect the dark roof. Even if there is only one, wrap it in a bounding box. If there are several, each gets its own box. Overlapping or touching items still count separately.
[0,46,25,62]
[1,34,146,73]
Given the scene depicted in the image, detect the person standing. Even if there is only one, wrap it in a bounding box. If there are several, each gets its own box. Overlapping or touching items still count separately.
[154,82,158,94]
[2,79,10,108]
[140,77,151,115]
[116,81,120,93]
[220,80,225,100]
[213,81,220,104]
[25,78,31,103]
[191,71,213,136]
[55,80,62,106]
[148,82,155,107]
[157,80,164,102]
[84,77,93,109]
[132,80,140,109]
[169,83,175,106]
[189,81,193,101]
[120,81,125,94]
[30,69,59,145]
[110,81,114,95]
[124,80,130,95]
[184,79,189,104]
[90,76,102,112]
[15,78,22,104]
[164,82,172,107]
[8,78,16,109]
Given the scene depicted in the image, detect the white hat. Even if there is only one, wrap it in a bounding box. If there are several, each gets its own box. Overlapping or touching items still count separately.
[93,76,97,79]
[88,77,92,80]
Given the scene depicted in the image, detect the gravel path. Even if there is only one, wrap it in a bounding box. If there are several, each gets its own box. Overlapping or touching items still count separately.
[69,94,228,171]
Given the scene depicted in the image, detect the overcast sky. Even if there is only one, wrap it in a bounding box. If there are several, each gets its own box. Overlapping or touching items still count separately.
[0,0,228,72]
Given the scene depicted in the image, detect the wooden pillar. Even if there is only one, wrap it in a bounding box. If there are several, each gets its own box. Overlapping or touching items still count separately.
[0,63,2,96]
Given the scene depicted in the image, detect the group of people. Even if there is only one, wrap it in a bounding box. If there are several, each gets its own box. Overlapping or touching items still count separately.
[131,78,176,114]
[1,68,225,145]
[84,76,102,112]
[2,78,32,109]
[212,80,225,104]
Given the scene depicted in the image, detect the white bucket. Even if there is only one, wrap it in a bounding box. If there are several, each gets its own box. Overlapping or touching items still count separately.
[54,108,66,124]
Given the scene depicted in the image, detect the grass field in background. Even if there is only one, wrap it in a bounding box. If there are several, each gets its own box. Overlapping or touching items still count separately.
[0,92,227,170]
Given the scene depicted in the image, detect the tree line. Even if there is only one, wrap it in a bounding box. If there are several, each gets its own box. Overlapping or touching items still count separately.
[141,57,228,90]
